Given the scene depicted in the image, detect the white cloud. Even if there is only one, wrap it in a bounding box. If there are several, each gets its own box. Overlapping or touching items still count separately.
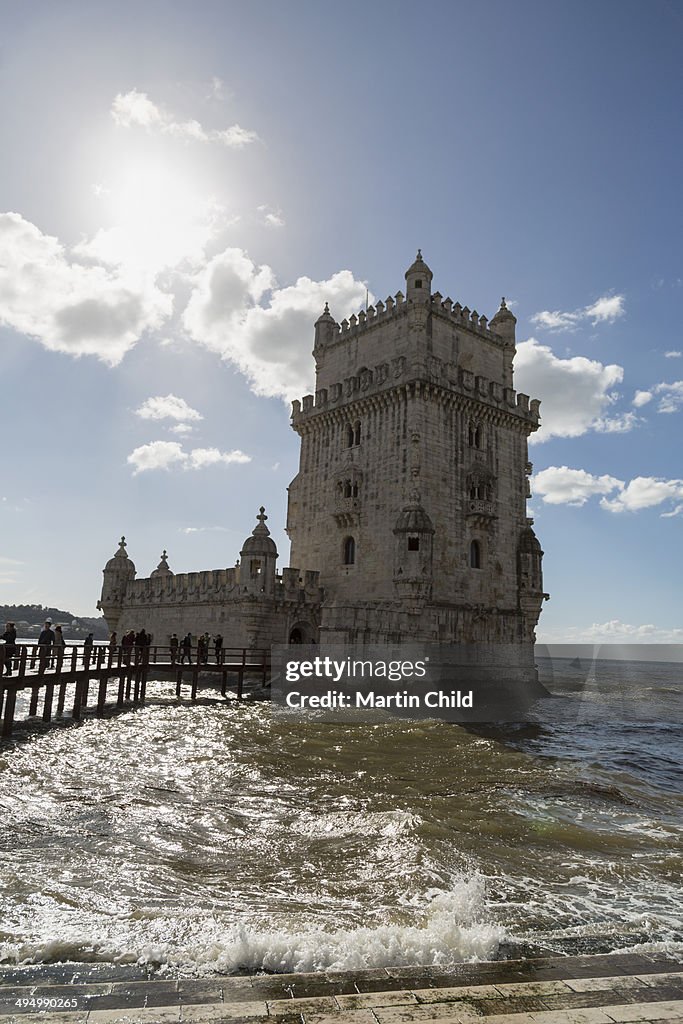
[653,380,683,414]
[534,465,683,515]
[539,620,683,644]
[187,447,251,469]
[127,440,251,475]
[111,90,163,129]
[183,247,369,401]
[664,350,681,358]
[531,310,579,331]
[661,504,683,519]
[257,204,285,229]
[169,423,194,435]
[593,411,640,433]
[179,525,229,534]
[207,76,227,100]
[0,212,171,364]
[599,476,683,513]
[111,89,258,148]
[531,293,625,332]
[127,441,187,474]
[135,394,203,422]
[514,338,624,442]
[584,294,625,324]
[632,390,653,407]
[532,466,623,506]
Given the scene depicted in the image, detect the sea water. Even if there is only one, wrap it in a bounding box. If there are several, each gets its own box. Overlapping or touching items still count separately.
[0,657,681,974]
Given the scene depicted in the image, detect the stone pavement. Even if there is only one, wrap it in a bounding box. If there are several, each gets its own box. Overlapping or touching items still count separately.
[0,951,681,1024]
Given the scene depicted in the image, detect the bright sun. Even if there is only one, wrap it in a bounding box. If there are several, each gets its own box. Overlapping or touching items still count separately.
[91,157,220,273]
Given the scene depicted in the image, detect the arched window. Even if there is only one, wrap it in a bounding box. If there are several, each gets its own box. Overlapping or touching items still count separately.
[469,540,481,569]
[346,424,355,448]
[474,426,482,449]
[468,422,475,447]
[344,480,352,498]
[354,420,361,446]
[343,536,356,565]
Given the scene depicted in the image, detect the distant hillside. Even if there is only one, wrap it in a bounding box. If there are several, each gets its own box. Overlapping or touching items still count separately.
[0,604,109,640]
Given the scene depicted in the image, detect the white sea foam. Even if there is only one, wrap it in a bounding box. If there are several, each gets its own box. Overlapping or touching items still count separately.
[1,877,502,975]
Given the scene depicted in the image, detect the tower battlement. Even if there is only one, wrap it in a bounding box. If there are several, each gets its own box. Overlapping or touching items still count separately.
[318,291,511,346]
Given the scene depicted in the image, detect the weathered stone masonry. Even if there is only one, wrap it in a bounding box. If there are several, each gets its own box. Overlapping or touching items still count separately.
[98,252,547,660]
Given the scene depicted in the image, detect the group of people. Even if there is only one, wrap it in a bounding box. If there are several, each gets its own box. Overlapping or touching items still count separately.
[169,632,224,665]
[108,628,152,664]
[1,618,76,675]
[1,622,231,677]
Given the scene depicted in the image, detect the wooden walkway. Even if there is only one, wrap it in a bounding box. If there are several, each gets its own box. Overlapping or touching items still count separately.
[0,643,270,739]
[0,950,680,1023]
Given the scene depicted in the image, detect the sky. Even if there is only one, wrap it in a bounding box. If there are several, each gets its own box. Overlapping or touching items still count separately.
[1,0,681,642]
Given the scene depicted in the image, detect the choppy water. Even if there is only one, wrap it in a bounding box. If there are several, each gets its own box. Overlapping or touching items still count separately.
[0,656,681,974]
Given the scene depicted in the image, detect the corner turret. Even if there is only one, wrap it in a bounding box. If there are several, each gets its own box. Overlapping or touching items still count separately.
[313,302,338,353]
[405,249,433,304]
[393,497,435,603]
[98,536,136,633]
[490,297,516,345]
[239,507,278,595]
[150,550,173,579]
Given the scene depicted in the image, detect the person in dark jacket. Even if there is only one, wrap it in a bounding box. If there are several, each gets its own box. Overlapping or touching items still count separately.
[83,632,94,669]
[214,633,223,664]
[180,632,192,664]
[169,633,179,664]
[134,629,147,664]
[1,621,17,676]
[37,620,55,674]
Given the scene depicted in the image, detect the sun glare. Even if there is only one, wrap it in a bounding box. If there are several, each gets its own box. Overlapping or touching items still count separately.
[91,157,221,273]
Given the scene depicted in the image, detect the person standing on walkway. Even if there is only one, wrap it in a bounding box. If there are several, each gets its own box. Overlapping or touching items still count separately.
[53,625,66,667]
[38,620,55,675]
[83,632,94,669]
[169,633,179,664]
[121,630,134,665]
[180,632,192,664]
[1,621,17,676]
[134,629,147,665]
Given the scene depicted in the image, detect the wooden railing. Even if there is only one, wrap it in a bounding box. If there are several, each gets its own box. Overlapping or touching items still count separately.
[0,643,271,739]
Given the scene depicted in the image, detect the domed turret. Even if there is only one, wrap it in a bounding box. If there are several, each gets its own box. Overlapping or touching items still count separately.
[313,301,338,351]
[393,499,434,601]
[239,508,278,594]
[405,249,433,303]
[98,536,136,633]
[104,535,136,575]
[490,297,517,344]
[393,504,435,535]
[150,549,173,579]
[518,525,543,555]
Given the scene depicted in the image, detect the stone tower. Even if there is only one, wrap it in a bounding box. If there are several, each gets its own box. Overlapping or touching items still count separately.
[287,252,547,651]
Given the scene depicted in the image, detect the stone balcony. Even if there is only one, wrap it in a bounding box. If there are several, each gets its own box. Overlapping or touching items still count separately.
[466,498,497,518]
